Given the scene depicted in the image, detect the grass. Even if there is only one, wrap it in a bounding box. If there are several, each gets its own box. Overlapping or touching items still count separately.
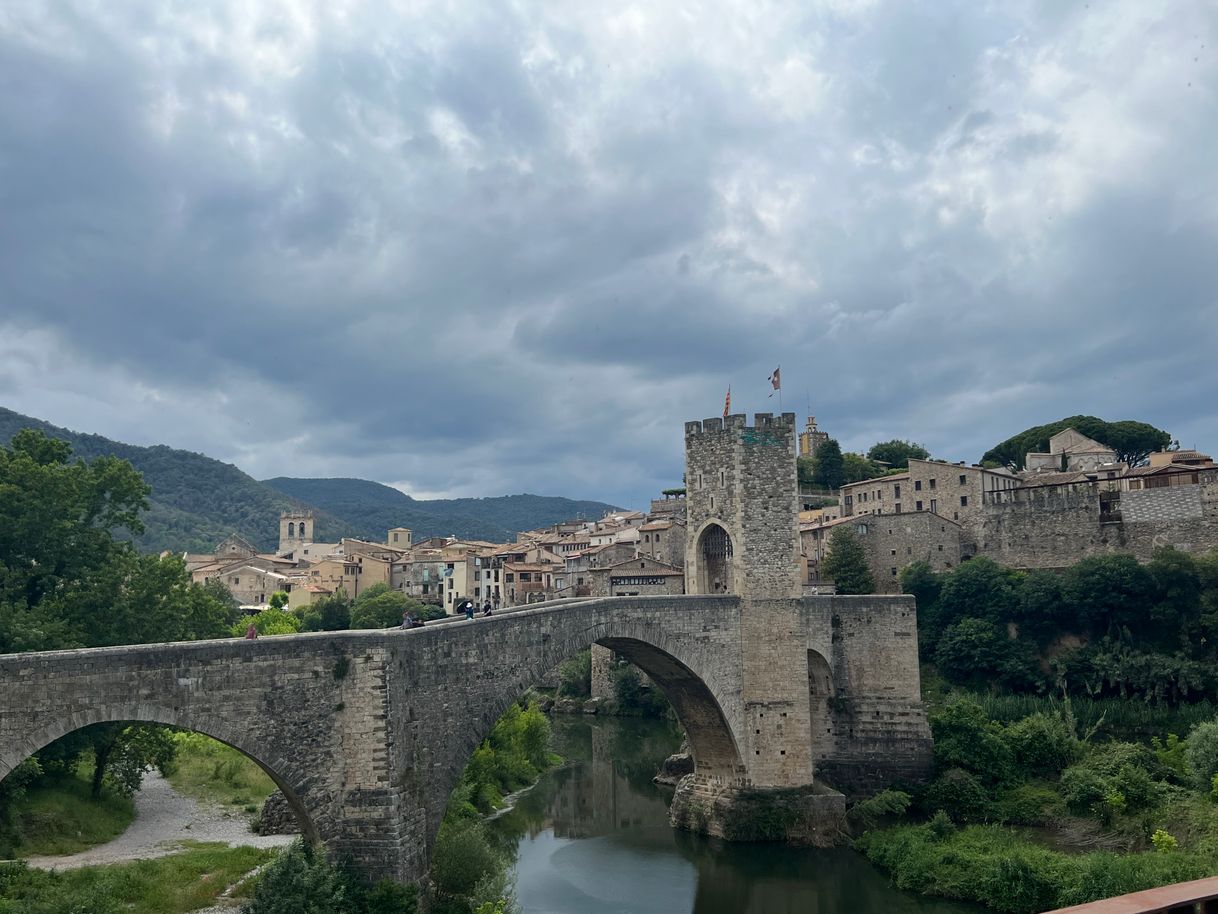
[960,692,1218,741]
[165,733,277,815]
[0,841,275,914]
[7,770,134,857]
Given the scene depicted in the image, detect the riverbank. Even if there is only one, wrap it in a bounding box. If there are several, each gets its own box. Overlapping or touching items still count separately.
[854,697,1218,914]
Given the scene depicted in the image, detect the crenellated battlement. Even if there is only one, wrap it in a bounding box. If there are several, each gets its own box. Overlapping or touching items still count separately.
[685,412,796,437]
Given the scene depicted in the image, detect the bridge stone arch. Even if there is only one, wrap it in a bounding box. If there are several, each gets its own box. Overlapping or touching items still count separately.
[0,702,320,843]
[0,592,932,883]
[412,598,750,858]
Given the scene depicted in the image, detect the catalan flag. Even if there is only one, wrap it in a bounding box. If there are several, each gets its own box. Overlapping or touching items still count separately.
[723,386,731,418]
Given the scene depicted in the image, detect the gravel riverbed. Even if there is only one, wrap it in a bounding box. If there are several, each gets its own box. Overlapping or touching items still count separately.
[24,771,294,871]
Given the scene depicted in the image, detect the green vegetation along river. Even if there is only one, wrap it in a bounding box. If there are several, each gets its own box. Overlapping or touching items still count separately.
[489,715,978,914]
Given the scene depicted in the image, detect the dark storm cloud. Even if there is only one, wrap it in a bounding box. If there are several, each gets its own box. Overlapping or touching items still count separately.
[0,0,1216,507]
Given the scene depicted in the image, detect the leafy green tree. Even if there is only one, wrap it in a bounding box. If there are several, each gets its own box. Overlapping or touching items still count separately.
[981,416,1170,470]
[230,608,301,637]
[841,452,885,484]
[934,557,1020,630]
[297,590,353,632]
[1063,554,1157,636]
[1016,569,1069,645]
[821,527,874,594]
[867,439,930,469]
[1148,546,1201,638]
[900,561,942,614]
[349,583,429,629]
[796,456,817,487]
[268,590,290,611]
[1185,720,1218,791]
[935,617,1011,687]
[811,438,845,490]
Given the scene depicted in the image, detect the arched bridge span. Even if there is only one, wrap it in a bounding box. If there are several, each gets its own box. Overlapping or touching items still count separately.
[0,594,930,881]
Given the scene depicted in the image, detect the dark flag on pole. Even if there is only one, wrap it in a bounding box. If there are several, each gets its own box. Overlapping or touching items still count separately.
[768,367,781,397]
[723,386,731,418]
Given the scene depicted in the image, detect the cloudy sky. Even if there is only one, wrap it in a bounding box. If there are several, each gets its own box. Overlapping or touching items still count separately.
[1,1,1214,508]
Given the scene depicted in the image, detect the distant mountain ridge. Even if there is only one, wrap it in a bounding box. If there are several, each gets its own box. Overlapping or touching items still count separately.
[0,408,624,553]
[261,477,621,545]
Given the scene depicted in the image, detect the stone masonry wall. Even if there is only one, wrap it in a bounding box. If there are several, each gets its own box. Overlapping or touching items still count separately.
[975,482,1218,569]
[801,595,933,796]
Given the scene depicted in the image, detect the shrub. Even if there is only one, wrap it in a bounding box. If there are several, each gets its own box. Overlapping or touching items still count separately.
[1003,713,1080,777]
[1151,733,1189,780]
[928,698,1016,784]
[1060,743,1161,817]
[244,840,346,914]
[1185,720,1218,791]
[993,783,1061,826]
[923,769,993,823]
[430,820,502,902]
[1151,829,1178,851]
[849,789,912,828]
[557,650,591,698]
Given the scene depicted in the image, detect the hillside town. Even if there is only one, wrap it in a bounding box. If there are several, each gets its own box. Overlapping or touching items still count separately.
[182,416,1218,613]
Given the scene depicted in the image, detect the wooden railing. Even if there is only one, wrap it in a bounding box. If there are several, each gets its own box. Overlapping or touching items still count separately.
[1043,876,1218,914]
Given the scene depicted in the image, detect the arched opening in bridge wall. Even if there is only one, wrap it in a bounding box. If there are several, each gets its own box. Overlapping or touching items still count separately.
[595,637,744,783]
[0,709,320,845]
[695,523,735,595]
[807,649,835,772]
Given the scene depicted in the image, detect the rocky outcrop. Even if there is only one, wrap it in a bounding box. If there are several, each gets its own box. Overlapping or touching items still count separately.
[668,776,847,846]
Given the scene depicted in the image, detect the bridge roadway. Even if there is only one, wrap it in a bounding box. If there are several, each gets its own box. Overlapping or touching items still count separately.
[0,593,931,881]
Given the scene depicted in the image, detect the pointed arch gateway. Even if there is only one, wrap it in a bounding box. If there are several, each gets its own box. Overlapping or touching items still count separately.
[696,522,735,594]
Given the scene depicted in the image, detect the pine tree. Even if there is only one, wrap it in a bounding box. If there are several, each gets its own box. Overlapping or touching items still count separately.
[822,527,875,594]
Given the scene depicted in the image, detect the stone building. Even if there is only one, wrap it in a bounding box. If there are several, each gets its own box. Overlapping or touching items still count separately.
[278,511,314,554]
[585,556,685,597]
[798,415,829,459]
[840,458,1021,525]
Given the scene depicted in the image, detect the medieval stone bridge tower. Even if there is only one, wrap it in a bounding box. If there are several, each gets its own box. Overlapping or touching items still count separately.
[0,415,933,883]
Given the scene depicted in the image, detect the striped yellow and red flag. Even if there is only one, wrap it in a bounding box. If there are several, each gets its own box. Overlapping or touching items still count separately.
[723,386,731,418]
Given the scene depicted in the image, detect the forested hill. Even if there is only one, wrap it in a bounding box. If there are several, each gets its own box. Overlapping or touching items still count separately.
[0,407,624,553]
[0,407,356,553]
[261,477,622,544]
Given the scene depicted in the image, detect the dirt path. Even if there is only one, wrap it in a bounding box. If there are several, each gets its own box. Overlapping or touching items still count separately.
[25,771,294,871]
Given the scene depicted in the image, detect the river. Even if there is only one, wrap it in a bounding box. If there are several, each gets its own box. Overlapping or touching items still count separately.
[489,715,978,914]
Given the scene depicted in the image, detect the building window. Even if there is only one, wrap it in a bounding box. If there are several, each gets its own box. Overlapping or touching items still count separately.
[506,573,514,582]
[520,572,532,582]
[890,549,896,556]
[960,496,969,507]
[906,546,912,555]
[891,567,897,576]
[894,502,901,513]
[720,470,725,486]
[656,533,661,542]
[938,545,944,551]
[894,485,901,498]
[930,499,937,513]
[916,501,923,511]
[857,524,868,535]
[915,480,922,491]
[959,474,967,485]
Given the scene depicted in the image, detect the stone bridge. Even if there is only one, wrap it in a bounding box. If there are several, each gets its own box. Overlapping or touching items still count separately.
[0,592,931,881]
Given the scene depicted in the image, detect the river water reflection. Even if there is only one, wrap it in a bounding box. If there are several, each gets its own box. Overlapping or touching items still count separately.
[489,716,979,914]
